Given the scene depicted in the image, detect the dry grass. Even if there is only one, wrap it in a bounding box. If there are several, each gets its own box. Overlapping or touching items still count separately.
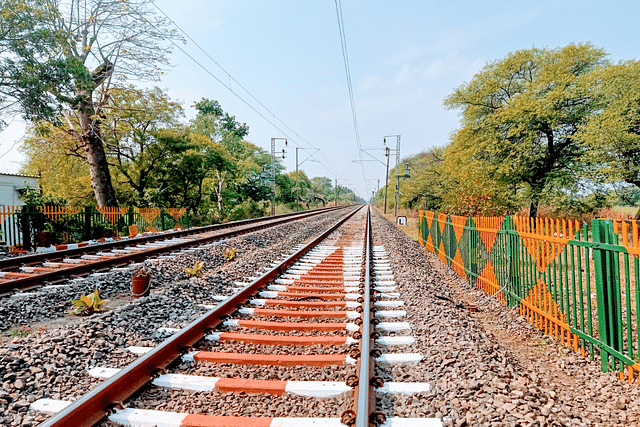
[371,206,421,242]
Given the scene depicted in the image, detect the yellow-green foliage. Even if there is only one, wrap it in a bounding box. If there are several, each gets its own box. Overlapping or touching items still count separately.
[224,247,237,261]
[71,290,109,316]
[185,260,204,277]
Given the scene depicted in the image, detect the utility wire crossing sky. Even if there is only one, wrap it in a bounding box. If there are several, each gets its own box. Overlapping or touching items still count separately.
[1,1,637,198]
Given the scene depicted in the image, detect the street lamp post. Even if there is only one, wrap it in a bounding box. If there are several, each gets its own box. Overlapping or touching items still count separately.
[395,163,411,217]
[271,138,287,216]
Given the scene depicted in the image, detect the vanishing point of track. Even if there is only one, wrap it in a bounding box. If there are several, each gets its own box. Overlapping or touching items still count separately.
[31,206,437,427]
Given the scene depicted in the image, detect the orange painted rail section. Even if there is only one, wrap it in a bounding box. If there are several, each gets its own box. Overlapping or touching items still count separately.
[273,291,349,299]
[216,332,350,346]
[260,299,349,308]
[193,351,350,366]
[233,320,350,331]
[249,308,353,318]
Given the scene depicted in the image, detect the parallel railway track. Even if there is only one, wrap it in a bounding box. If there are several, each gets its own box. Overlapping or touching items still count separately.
[0,206,348,296]
[28,206,440,427]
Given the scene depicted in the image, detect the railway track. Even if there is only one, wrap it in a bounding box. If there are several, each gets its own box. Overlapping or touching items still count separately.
[28,206,441,427]
[0,206,348,296]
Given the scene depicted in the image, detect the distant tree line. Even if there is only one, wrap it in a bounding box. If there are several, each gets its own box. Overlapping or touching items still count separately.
[374,43,640,219]
[0,0,363,220]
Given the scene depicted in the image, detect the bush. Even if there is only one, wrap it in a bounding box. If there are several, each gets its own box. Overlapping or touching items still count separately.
[228,200,268,221]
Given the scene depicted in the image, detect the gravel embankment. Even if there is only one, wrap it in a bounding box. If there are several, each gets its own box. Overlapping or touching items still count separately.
[0,209,350,427]
[107,207,368,421]
[371,209,640,426]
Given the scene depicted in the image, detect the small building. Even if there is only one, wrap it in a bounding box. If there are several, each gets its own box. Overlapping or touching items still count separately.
[0,172,39,206]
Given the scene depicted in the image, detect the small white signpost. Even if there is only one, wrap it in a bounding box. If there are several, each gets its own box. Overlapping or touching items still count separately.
[396,216,407,226]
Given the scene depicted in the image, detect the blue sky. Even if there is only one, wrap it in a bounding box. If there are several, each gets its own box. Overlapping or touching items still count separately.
[1,0,638,198]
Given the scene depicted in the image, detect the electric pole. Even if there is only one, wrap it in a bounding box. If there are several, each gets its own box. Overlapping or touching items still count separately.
[395,163,411,217]
[271,138,287,216]
[383,135,401,216]
[384,147,390,214]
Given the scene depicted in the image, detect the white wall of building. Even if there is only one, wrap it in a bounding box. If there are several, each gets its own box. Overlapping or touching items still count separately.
[0,173,39,206]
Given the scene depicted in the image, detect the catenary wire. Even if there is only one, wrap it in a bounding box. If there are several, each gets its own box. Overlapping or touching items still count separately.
[334,0,368,194]
[147,0,345,180]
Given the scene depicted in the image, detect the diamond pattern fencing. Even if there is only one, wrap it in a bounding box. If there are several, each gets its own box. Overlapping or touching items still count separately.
[1,206,192,251]
[419,210,640,383]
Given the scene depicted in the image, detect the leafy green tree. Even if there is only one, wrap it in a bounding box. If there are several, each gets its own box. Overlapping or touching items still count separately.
[20,122,95,204]
[287,170,311,205]
[191,98,249,140]
[151,131,233,212]
[379,147,452,210]
[2,0,179,207]
[0,0,69,126]
[576,60,640,218]
[102,86,185,206]
[188,99,263,216]
[444,43,608,217]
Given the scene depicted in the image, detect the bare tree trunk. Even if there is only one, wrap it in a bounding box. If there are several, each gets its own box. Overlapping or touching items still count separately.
[84,132,118,207]
[215,170,225,212]
[74,102,118,207]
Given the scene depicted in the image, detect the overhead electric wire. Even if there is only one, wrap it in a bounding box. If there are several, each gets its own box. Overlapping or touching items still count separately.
[146,0,344,180]
[334,0,368,194]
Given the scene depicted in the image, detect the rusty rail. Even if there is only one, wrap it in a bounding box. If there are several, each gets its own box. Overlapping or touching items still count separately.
[0,205,350,296]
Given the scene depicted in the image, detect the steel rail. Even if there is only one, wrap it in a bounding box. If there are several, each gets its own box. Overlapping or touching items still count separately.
[0,206,345,270]
[354,206,375,426]
[38,205,363,427]
[345,206,385,427]
[0,206,351,296]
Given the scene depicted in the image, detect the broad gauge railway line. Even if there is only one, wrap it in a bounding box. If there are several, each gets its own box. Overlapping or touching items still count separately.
[26,206,437,427]
[0,206,348,296]
[5,207,639,427]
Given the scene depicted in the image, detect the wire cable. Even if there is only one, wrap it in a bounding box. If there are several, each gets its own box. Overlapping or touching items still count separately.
[334,0,368,193]
[148,0,345,179]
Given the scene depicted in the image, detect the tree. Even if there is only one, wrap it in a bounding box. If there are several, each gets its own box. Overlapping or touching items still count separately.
[444,43,608,217]
[308,177,333,207]
[2,0,179,206]
[287,170,311,205]
[151,131,233,212]
[191,98,249,141]
[442,128,520,216]
[20,123,94,204]
[576,60,640,218]
[380,147,451,210]
[0,0,68,126]
[102,86,185,206]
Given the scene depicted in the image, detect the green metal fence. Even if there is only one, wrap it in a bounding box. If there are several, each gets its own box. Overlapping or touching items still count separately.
[419,210,640,382]
[0,205,192,251]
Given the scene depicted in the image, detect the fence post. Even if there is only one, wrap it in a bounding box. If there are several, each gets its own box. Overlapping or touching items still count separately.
[505,216,520,307]
[592,219,623,373]
[468,218,478,287]
[83,207,92,241]
[21,205,31,251]
[128,207,135,227]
